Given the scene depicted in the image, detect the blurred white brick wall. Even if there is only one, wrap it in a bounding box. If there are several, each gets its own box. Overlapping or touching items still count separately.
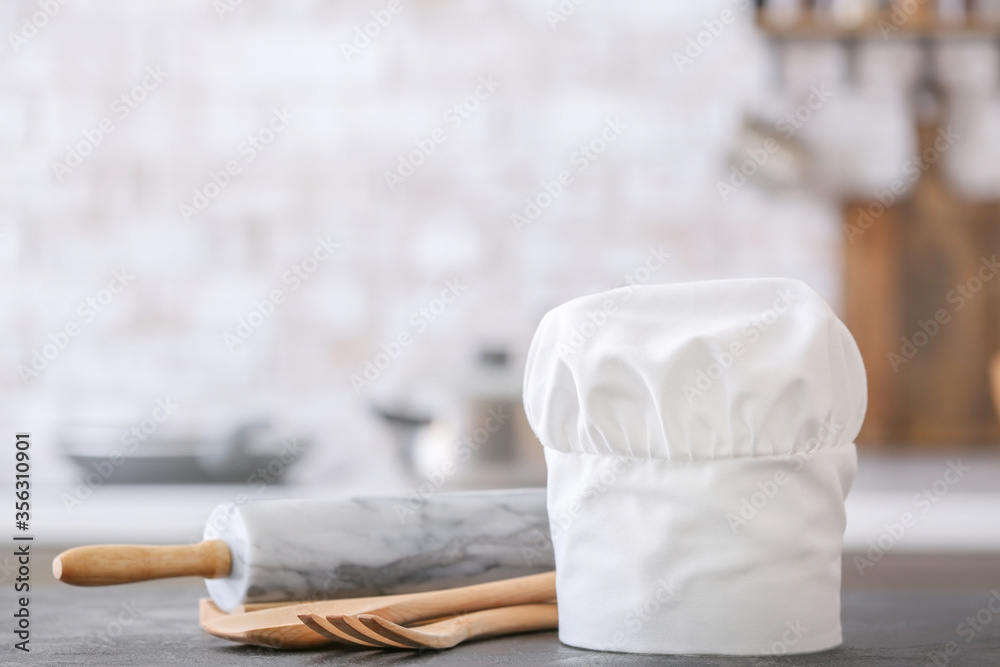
[1,0,849,485]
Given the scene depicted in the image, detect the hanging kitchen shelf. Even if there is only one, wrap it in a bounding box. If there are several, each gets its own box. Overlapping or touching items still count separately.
[756,2,1000,39]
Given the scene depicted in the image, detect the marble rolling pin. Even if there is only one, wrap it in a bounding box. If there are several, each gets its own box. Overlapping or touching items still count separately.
[53,488,552,612]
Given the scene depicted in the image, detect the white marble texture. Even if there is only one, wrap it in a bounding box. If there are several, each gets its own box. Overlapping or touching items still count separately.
[202,488,552,611]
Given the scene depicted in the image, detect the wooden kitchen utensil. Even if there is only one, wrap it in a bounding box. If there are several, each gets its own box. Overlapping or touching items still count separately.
[350,604,559,649]
[199,598,229,625]
[199,571,555,649]
[297,612,389,648]
[199,597,303,619]
[297,611,463,648]
[989,353,1000,420]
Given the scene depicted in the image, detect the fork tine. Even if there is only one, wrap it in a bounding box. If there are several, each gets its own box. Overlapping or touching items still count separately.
[327,614,413,649]
[357,615,423,649]
[357,613,455,649]
[356,603,558,650]
[296,614,382,648]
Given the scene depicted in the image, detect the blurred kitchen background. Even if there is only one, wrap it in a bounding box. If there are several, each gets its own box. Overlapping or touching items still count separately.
[2,0,999,587]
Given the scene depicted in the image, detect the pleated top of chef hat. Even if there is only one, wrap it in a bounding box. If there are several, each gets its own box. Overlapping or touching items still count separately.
[523,278,866,656]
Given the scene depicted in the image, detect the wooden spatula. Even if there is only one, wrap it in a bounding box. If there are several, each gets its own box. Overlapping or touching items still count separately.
[199,571,555,649]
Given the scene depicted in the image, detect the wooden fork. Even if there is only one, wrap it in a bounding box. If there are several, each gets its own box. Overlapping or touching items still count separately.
[303,604,558,650]
[299,612,457,648]
[203,571,555,649]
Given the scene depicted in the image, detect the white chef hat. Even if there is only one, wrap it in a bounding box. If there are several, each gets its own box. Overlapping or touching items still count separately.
[523,278,866,656]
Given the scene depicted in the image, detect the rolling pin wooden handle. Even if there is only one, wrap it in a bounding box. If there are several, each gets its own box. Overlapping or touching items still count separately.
[52,540,232,586]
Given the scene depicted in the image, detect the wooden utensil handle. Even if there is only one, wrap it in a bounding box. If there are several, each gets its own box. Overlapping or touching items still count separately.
[462,603,559,641]
[53,540,231,585]
[374,571,556,624]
